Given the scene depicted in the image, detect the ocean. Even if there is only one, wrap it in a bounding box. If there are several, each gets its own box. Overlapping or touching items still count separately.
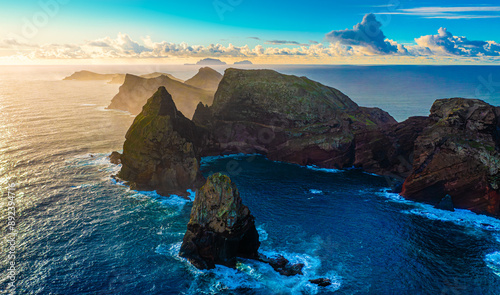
[1,65,500,294]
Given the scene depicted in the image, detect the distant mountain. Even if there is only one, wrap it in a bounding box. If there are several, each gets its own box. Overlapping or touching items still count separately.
[107,74,214,118]
[184,67,223,92]
[64,71,184,84]
[195,58,226,65]
[63,70,119,82]
[234,60,253,65]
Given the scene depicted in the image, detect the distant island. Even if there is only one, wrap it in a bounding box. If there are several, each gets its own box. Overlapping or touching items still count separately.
[194,58,227,65]
[234,60,253,65]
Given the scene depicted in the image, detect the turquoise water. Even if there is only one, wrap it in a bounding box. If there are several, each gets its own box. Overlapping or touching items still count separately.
[1,65,500,294]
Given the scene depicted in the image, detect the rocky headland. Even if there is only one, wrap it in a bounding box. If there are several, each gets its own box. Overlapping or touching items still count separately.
[107,73,215,118]
[114,68,500,218]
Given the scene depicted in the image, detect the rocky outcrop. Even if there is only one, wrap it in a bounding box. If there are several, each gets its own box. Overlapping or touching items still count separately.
[309,278,332,287]
[109,151,121,165]
[258,254,304,276]
[193,68,396,169]
[435,194,455,211]
[117,86,208,197]
[107,74,214,118]
[184,67,223,92]
[114,68,500,218]
[179,173,260,269]
[401,98,500,217]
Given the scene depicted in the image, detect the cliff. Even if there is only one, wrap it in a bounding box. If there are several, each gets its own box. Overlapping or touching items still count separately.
[107,74,214,118]
[184,67,223,92]
[115,68,500,218]
[194,68,397,169]
[117,86,208,197]
[401,98,500,216]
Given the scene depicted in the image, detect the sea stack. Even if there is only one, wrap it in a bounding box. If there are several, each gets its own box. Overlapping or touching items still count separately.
[118,86,208,197]
[179,173,260,269]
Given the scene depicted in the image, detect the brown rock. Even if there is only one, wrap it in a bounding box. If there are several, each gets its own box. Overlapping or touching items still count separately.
[179,173,260,269]
[109,151,121,165]
[107,74,214,118]
[118,86,208,197]
[401,98,500,217]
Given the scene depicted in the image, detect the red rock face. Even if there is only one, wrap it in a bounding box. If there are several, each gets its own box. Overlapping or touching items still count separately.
[194,68,398,171]
[401,98,500,217]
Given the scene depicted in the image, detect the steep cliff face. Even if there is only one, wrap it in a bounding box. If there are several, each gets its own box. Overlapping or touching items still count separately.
[354,116,431,179]
[107,74,214,118]
[179,173,260,269]
[184,67,223,92]
[194,68,397,169]
[401,98,500,216]
[118,86,208,197]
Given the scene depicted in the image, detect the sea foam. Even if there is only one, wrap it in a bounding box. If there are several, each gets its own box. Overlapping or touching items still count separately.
[485,252,500,277]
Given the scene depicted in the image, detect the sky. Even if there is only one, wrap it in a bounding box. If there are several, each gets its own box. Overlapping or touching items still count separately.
[0,0,500,64]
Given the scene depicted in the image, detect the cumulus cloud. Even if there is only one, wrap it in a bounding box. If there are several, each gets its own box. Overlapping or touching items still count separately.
[6,33,359,60]
[3,20,499,63]
[0,38,37,48]
[415,27,500,56]
[325,13,405,54]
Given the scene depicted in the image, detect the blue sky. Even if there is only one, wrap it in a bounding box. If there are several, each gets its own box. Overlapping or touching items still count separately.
[1,0,500,64]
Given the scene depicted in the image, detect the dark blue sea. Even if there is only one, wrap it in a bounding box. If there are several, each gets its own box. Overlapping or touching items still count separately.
[1,65,500,294]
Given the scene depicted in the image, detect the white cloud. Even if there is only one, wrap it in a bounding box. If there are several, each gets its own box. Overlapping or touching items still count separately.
[3,17,500,64]
[415,27,500,57]
[378,6,500,19]
[325,13,407,55]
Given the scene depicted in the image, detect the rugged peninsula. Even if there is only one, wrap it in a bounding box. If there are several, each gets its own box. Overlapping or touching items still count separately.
[114,68,500,218]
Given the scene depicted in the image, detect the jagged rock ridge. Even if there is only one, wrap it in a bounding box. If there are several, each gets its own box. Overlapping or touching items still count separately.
[118,86,208,197]
[107,74,214,118]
